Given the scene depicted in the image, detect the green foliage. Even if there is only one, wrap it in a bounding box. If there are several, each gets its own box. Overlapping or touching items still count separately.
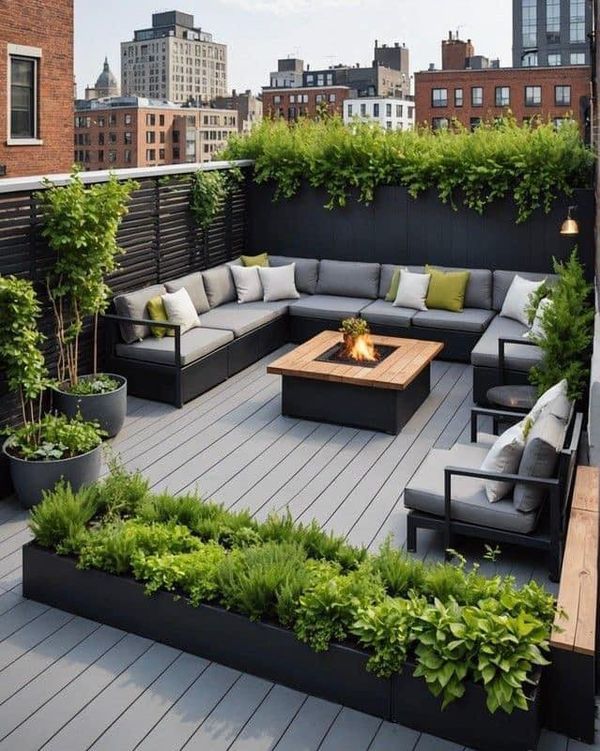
[351,596,414,677]
[340,317,370,338]
[65,374,120,396]
[37,168,138,383]
[29,480,100,552]
[372,538,426,597]
[5,412,104,461]
[223,117,593,222]
[189,167,242,230]
[529,249,594,400]
[90,456,150,519]
[0,275,49,424]
[525,281,551,326]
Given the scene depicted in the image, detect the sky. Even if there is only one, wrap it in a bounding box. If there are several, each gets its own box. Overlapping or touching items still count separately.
[74,0,513,98]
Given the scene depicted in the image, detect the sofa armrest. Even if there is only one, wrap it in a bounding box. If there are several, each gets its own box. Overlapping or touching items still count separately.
[102,313,183,365]
[498,336,539,384]
[470,405,528,442]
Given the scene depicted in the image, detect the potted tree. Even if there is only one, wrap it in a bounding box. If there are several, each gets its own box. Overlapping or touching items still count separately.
[0,276,104,508]
[37,169,139,437]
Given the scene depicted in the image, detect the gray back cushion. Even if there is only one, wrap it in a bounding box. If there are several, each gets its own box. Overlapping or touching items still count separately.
[202,265,236,308]
[114,284,166,344]
[165,272,210,314]
[513,413,566,513]
[316,259,380,299]
[269,255,319,294]
[493,271,556,311]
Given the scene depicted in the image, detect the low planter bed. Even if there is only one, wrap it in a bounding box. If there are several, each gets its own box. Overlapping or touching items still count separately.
[22,542,543,751]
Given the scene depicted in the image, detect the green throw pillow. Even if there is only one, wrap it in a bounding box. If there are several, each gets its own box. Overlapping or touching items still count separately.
[385,268,402,302]
[241,252,269,267]
[147,296,175,338]
[425,266,470,312]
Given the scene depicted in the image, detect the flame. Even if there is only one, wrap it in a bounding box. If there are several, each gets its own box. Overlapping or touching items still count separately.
[344,333,379,363]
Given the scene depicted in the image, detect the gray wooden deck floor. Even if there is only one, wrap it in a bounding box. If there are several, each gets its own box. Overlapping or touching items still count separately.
[0,346,594,750]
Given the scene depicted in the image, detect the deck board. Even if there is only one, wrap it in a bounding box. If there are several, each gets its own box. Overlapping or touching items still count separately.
[0,347,582,749]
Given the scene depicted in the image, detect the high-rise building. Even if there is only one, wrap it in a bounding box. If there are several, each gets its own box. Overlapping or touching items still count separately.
[85,57,120,100]
[0,0,73,177]
[512,0,592,67]
[121,11,227,104]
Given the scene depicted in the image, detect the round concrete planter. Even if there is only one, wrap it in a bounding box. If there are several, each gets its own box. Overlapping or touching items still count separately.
[2,440,102,509]
[52,374,127,439]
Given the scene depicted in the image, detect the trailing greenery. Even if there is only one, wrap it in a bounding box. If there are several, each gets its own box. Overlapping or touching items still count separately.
[222,116,594,222]
[30,466,558,715]
[189,167,243,230]
[37,168,138,384]
[4,412,104,461]
[529,249,594,400]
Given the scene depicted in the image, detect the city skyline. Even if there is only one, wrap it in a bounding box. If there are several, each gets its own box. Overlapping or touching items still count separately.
[74,0,512,98]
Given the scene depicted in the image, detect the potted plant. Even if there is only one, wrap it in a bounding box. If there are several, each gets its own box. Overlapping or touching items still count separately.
[37,169,139,437]
[0,275,104,508]
[340,316,370,351]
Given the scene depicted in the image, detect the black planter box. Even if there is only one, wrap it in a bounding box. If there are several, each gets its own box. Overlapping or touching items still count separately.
[22,542,542,751]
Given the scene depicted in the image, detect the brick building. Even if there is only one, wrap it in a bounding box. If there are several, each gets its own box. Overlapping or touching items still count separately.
[74,97,237,170]
[415,34,591,134]
[0,0,73,177]
[213,90,262,133]
[262,86,349,121]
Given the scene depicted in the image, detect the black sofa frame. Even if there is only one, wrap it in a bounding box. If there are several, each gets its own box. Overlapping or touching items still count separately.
[406,406,583,581]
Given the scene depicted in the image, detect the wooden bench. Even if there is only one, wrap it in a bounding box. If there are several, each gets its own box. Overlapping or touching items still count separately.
[545,466,599,743]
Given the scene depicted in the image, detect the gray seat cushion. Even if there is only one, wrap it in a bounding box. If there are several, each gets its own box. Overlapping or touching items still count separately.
[316,259,380,299]
[114,284,167,344]
[493,270,556,311]
[288,295,372,320]
[165,273,210,314]
[199,300,290,337]
[202,265,236,308]
[470,316,542,371]
[115,327,233,366]
[404,444,538,534]
[412,308,495,333]
[360,299,415,328]
[269,256,319,295]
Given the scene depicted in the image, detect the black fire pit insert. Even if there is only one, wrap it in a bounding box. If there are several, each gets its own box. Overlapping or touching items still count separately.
[315,344,398,369]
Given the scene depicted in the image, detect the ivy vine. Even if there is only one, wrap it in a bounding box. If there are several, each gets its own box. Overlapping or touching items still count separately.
[189,167,243,230]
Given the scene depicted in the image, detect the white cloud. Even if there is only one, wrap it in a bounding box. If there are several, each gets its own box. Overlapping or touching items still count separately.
[218,0,365,14]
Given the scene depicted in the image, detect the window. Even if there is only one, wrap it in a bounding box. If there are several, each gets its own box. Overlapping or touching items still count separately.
[555,85,571,105]
[347,104,353,117]
[396,104,403,117]
[522,51,538,66]
[108,150,116,163]
[124,132,132,144]
[98,132,105,146]
[373,103,380,117]
[570,0,586,42]
[173,146,180,159]
[546,0,561,41]
[328,94,336,103]
[471,87,483,107]
[124,149,132,163]
[432,117,449,131]
[146,131,156,144]
[522,0,537,47]
[470,117,482,131]
[495,86,510,107]
[571,52,586,64]
[454,88,463,107]
[108,132,117,144]
[109,114,117,126]
[360,103,366,116]
[386,103,392,117]
[146,113,156,126]
[173,130,180,143]
[124,114,132,125]
[548,53,562,65]
[431,88,448,107]
[146,149,156,161]
[525,85,542,105]
[159,148,165,159]
[97,116,105,127]
[9,54,38,140]
[98,150,104,162]
[273,95,281,104]
[159,114,165,126]
[290,95,295,104]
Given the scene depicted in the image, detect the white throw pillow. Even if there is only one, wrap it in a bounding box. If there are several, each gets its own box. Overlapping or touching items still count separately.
[500,275,546,326]
[231,265,263,304]
[161,288,200,335]
[258,264,300,302]
[529,379,572,423]
[481,420,526,503]
[393,270,431,311]
[524,297,552,342]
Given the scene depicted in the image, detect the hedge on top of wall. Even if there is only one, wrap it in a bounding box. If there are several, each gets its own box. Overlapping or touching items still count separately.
[223,116,595,223]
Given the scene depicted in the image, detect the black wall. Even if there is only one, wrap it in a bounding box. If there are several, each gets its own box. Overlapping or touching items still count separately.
[246,183,595,277]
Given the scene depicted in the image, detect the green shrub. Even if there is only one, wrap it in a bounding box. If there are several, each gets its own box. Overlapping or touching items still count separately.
[5,412,104,461]
[351,596,415,677]
[223,116,594,223]
[29,480,100,552]
[91,459,150,518]
[373,539,426,596]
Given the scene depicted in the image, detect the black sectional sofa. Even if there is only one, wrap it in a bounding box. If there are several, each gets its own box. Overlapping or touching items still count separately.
[104,256,553,407]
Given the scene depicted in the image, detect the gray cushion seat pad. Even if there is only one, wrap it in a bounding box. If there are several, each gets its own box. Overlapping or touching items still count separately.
[115,327,234,366]
[470,315,542,371]
[404,444,538,534]
[288,295,373,320]
[412,308,495,333]
[199,299,292,337]
[360,300,415,328]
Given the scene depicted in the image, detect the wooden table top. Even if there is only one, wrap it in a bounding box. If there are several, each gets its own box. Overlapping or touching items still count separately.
[267,331,444,391]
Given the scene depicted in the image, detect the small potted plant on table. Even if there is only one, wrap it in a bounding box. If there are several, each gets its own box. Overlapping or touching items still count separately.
[37,169,138,438]
[0,276,104,508]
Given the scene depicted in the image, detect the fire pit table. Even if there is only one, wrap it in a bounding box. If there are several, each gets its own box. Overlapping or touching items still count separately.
[268,331,444,435]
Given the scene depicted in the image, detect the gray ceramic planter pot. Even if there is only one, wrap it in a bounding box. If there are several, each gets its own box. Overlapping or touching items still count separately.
[52,374,127,438]
[2,440,102,509]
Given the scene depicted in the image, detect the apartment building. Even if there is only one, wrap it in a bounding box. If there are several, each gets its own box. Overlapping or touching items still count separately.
[0,0,73,177]
[262,86,350,121]
[213,90,263,133]
[121,11,227,104]
[344,97,415,130]
[74,97,237,170]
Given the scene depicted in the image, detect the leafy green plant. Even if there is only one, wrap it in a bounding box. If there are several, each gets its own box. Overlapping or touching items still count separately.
[29,480,100,552]
[223,116,593,222]
[37,168,138,384]
[340,317,370,338]
[373,538,426,597]
[529,249,594,400]
[351,596,415,677]
[189,167,242,230]
[90,455,150,519]
[4,412,104,461]
[66,374,120,396]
